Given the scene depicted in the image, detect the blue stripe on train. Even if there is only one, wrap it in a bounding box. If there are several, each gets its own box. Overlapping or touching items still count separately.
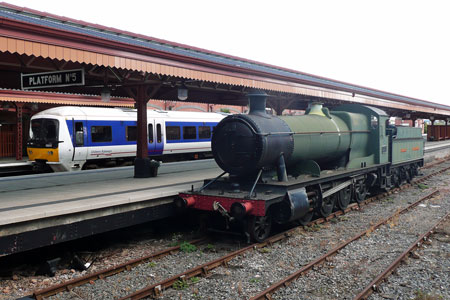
[66,120,217,155]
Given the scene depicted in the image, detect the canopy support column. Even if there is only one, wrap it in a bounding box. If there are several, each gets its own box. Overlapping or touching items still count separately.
[15,103,23,160]
[134,85,151,178]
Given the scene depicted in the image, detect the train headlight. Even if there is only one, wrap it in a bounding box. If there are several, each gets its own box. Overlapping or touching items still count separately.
[48,151,53,155]
[28,150,33,154]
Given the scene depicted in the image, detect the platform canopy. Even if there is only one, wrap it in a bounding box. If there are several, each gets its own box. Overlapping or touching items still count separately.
[0,2,450,120]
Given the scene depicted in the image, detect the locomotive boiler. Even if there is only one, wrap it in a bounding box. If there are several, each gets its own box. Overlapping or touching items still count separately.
[177,92,424,241]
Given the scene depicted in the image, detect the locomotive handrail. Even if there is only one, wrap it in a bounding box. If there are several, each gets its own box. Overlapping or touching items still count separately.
[227,117,363,137]
[247,169,263,199]
[256,130,370,136]
[197,171,227,192]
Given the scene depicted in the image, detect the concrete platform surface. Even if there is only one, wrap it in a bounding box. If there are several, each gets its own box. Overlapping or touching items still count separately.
[0,160,221,228]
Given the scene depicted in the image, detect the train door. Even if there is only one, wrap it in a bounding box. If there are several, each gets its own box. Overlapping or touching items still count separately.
[72,119,88,163]
[148,119,163,156]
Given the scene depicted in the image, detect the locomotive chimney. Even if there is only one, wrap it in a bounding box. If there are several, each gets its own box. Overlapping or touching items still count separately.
[247,90,268,115]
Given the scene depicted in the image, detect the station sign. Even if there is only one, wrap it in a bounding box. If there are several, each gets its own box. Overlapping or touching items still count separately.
[21,69,85,89]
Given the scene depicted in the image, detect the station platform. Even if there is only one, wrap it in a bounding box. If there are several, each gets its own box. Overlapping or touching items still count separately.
[0,160,222,256]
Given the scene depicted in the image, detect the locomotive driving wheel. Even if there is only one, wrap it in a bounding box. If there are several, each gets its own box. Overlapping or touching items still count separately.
[337,184,352,210]
[354,179,368,203]
[247,214,272,242]
[319,193,337,218]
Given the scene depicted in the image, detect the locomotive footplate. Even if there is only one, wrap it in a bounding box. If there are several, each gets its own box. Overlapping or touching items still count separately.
[178,178,289,216]
[176,177,311,242]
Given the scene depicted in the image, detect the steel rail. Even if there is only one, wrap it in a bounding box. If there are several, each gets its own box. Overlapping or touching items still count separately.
[420,156,450,169]
[353,211,450,300]
[32,238,207,300]
[33,161,450,300]
[249,190,440,300]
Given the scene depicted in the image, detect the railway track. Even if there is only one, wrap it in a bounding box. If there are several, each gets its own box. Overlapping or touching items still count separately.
[250,190,443,300]
[31,238,208,300]
[353,212,449,300]
[29,160,450,299]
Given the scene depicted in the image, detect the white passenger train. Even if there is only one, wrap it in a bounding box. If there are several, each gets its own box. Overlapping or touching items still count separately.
[27,106,225,172]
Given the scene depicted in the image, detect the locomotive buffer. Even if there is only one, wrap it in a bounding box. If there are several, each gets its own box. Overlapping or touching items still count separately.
[176,92,424,242]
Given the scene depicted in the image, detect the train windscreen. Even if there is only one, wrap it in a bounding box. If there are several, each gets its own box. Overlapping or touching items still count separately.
[28,118,60,148]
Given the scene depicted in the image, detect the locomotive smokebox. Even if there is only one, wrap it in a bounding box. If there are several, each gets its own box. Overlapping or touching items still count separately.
[212,91,294,176]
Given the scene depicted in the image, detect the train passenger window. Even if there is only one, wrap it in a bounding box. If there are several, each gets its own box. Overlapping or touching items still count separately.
[75,122,84,146]
[166,126,180,140]
[183,126,197,140]
[91,126,112,142]
[126,126,137,141]
[199,126,211,139]
[157,124,162,143]
[148,124,154,143]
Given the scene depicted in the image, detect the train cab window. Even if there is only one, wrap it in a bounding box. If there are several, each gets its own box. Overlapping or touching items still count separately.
[126,126,137,141]
[166,126,181,140]
[46,122,57,140]
[91,126,112,143]
[148,124,154,143]
[199,126,211,139]
[183,126,197,140]
[75,122,84,146]
[29,118,59,147]
[157,124,162,143]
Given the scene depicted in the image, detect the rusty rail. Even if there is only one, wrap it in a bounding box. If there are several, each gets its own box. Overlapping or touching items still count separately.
[353,211,450,300]
[421,156,450,169]
[250,190,440,300]
[33,237,207,300]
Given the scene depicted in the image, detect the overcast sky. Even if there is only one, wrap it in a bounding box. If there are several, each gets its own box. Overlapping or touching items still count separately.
[4,0,450,105]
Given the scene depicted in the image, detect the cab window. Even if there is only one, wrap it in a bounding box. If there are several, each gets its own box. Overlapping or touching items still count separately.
[371,115,379,128]
[29,118,59,146]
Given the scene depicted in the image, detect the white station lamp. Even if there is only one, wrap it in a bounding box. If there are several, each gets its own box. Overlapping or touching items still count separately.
[177,85,188,101]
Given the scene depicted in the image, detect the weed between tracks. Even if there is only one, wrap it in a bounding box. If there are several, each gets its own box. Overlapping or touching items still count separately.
[179,242,197,253]
[418,183,429,190]
[173,276,201,290]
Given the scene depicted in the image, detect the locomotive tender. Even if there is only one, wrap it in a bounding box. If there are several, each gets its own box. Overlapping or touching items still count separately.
[27,106,225,172]
[177,92,424,241]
